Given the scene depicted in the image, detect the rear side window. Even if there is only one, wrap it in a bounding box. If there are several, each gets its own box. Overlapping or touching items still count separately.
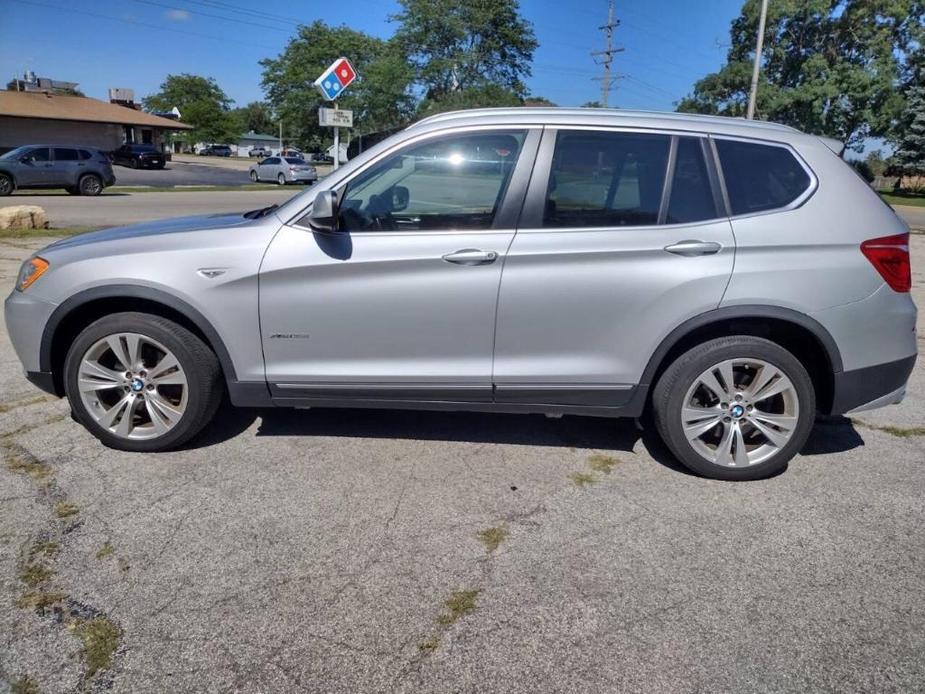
[53,148,79,161]
[666,138,717,224]
[716,140,811,215]
[544,131,670,228]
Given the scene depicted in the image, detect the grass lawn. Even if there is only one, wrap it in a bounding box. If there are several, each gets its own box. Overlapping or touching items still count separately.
[879,191,925,208]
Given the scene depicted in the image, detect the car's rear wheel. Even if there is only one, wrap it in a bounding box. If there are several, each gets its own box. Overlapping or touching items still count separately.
[64,313,224,452]
[652,336,815,481]
[250,170,258,182]
[277,173,286,185]
[0,173,13,196]
[78,174,103,196]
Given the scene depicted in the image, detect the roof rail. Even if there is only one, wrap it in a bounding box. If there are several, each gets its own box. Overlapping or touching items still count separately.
[409,107,801,134]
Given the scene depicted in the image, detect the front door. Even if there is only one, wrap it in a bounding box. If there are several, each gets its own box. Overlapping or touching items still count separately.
[493,129,736,408]
[17,147,52,186]
[259,128,538,403]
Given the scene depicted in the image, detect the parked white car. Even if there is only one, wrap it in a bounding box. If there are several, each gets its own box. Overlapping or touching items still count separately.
[248,156,317,185]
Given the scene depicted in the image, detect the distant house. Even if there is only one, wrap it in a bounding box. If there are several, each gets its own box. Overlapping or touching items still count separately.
[0,91,193,155]
[235,131,279,156]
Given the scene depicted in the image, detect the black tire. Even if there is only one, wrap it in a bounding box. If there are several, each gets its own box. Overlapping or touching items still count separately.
[130,158,138,169]
[64,312,224,452]
[78,174,103,196]
[0,173,13,196]
[277,173,286,185]
[250,170,258,182]
[652,336,815,481]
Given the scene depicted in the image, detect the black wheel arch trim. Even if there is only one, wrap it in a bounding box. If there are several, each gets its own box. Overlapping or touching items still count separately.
[40,284,239,383]
[638,304,844,388]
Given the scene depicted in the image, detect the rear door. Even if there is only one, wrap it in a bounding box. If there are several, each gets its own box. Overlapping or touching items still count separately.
[493,128,735,407]
[53,147,81,185]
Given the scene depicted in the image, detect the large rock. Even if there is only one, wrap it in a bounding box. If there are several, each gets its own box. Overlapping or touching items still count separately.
[0,205,49,231]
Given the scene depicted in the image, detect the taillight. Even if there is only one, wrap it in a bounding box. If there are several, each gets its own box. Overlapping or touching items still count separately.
[861,233,911,292]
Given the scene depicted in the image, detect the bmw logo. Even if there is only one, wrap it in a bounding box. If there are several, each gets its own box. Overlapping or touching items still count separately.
[730,404,745,418]
[130,378,144,392]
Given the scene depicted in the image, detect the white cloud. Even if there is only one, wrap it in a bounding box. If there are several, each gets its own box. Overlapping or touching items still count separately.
[165,9,191,21]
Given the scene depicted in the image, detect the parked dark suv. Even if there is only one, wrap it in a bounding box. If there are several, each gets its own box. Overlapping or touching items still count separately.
[200,145,233,157]
[0,145,116,196]
[112,144,166,169]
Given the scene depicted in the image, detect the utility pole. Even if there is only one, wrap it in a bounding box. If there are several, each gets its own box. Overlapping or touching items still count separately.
[591,0,624,107]
[746,0,769,120]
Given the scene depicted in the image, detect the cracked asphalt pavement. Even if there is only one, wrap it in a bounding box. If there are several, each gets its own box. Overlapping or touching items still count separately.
[1,233,923,693]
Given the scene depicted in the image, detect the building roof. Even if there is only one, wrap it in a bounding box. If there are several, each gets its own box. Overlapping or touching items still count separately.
[0,91,193,129]
[238,131,278,142]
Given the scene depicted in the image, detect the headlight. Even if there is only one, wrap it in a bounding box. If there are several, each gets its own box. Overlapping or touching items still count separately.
[16,257,49,292]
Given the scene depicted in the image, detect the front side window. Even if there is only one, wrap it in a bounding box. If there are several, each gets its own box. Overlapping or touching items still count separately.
[26,147,51,162]
[338,130,526,232]
[543,131,670,228]
[715,139,811,215]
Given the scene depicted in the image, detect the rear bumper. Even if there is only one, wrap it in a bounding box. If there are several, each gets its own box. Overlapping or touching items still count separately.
[830,354,916,415]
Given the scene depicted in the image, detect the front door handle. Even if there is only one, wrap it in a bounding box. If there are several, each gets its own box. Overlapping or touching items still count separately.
[442,249,498,266]
[664,240,722,256]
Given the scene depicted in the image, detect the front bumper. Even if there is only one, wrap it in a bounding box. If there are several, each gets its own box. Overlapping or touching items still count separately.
[830,354,916,415]
[4,289,58,385]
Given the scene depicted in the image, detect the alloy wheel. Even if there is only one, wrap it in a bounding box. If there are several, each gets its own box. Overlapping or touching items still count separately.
[77,332,188,440]
[680,358,799,467]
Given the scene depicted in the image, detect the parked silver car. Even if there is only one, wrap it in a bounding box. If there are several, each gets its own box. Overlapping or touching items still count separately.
[249,156,317,185]
[0,145,116,195]
[5,108,917,480]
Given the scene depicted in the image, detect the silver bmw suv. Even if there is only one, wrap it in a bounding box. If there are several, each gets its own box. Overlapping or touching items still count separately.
[5,108,917,480]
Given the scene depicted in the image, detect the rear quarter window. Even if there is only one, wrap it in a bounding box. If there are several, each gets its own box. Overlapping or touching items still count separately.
[715,140,812,216]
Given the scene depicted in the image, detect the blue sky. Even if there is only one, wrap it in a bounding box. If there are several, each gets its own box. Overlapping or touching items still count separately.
[0,0,744,110]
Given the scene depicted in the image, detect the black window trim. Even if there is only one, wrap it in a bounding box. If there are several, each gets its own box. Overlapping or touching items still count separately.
[290,125,543,235]
[520,126,728,231]
[708,134,818,220]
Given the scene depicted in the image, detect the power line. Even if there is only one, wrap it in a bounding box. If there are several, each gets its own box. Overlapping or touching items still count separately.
[590,0,624,107]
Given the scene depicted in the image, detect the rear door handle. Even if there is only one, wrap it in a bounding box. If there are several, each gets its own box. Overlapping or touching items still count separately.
[664,240,722,256]
[442,249,498,266]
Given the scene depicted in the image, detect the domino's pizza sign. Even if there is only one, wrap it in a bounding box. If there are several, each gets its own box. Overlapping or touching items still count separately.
[314,57,357,101]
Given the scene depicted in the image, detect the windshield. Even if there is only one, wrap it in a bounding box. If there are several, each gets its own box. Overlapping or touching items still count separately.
[0,146,30,160]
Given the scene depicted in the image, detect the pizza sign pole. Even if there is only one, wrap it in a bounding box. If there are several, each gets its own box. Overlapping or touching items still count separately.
[313,57,357,170]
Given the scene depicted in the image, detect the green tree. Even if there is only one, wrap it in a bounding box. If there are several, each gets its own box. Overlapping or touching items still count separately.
[415,84,522,118]
[391,0,537,102]
[230,101,275,135]
[677,0,924,150]
[523,96,557,106]
[893,49,925,186]
[260,22,414,151]
[865,150,889,179]
[143,74,239,144]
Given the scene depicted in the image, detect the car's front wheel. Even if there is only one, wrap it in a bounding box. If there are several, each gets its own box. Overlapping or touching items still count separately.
[250,170,258,182]
[64,313,224,452]
[652,336,815,481]
[277,173,286,185]
[78,174,103,196]
[0,173,13,196]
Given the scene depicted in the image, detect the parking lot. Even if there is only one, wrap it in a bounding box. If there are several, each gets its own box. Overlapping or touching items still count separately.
[1,227,923,692]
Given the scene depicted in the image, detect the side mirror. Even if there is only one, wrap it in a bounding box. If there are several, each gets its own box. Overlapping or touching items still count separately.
[307,190,340,232]
[390,185,410,212]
